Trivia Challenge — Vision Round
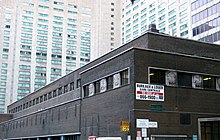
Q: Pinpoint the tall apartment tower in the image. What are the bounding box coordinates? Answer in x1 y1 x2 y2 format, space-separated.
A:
121 0 191 44
191 0 220 44
0 0 121 113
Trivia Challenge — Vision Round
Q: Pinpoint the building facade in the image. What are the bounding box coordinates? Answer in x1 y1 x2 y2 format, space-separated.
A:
121 0 191 44
191 0 220 44
0 0 122 113
0 32 220 140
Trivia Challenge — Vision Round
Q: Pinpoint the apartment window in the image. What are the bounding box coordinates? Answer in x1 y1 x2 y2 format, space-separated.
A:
2 63 8 68
23 10 34 15
68 4 77 9
149 69 166 85
203 76 216 89
0 82 6 86
48 92 52 99
70 82 74 91
0 94 5 99
4 30 10 35
0 88 6 93
40 96 43 103
38 13 48 17
84 85 89 97
121 69 129 86
64 85 68 93
38 19 48 23
53 90 57 97
1 75 7 80
54 16 63 21
39 5 49 9
54 1 64 6
0 101 5 105
58 87 62 95
22 16 34 21
95 81 100 93
178 72 192 87
22 27 33 33
53 8 63 12
107 76 113 90
77 79 81 88
3 42 9 47
2 54 8 59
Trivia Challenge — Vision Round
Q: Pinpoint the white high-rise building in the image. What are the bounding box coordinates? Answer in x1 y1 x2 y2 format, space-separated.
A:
121 0 191 44
0 0 121 113
191 0 220 44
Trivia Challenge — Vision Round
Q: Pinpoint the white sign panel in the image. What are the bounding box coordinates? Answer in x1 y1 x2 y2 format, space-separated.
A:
166 71 177 86
89 83 95 96
113 73 121 88
142 128 147 137
136 83 164 101
148 121 158 128
192 75 202 88
100 78 107 93
136 119 149 128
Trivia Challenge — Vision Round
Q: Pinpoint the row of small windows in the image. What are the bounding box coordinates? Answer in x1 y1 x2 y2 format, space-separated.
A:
192 3 220 24
191 0 213 11
192 17 220 36
3 108 80 132
150 68 220 91
83 69 129 97
9 79 81 114
199 31 220 43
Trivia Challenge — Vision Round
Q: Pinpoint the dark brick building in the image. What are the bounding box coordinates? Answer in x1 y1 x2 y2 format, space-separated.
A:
1 32 220 140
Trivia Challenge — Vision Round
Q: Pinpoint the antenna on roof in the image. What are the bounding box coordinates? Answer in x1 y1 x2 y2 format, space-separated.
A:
130 0 135 4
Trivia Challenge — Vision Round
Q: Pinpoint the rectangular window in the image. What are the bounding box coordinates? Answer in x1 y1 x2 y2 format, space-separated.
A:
64 85 68 93
70 82 74 91
53 90 57 97
149 69 165 85
58 87 62 95
203 76 216 89
95 81 100 93
121 69 129 86
83 85 89 97
177 72 192 87
77 79 81 88
107 76 113 90
39 5 49 9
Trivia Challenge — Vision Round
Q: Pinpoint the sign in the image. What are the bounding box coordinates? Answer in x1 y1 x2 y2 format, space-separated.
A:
88 136 96 140
136 83 164 101
137 131 141 137
192 135 198 140
142 128 147 137
113 73 121 88
100 78 107 92
136 119 149 128
127 135 131 140
148 121 158 128
120 121 130 132
89 83 95 96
